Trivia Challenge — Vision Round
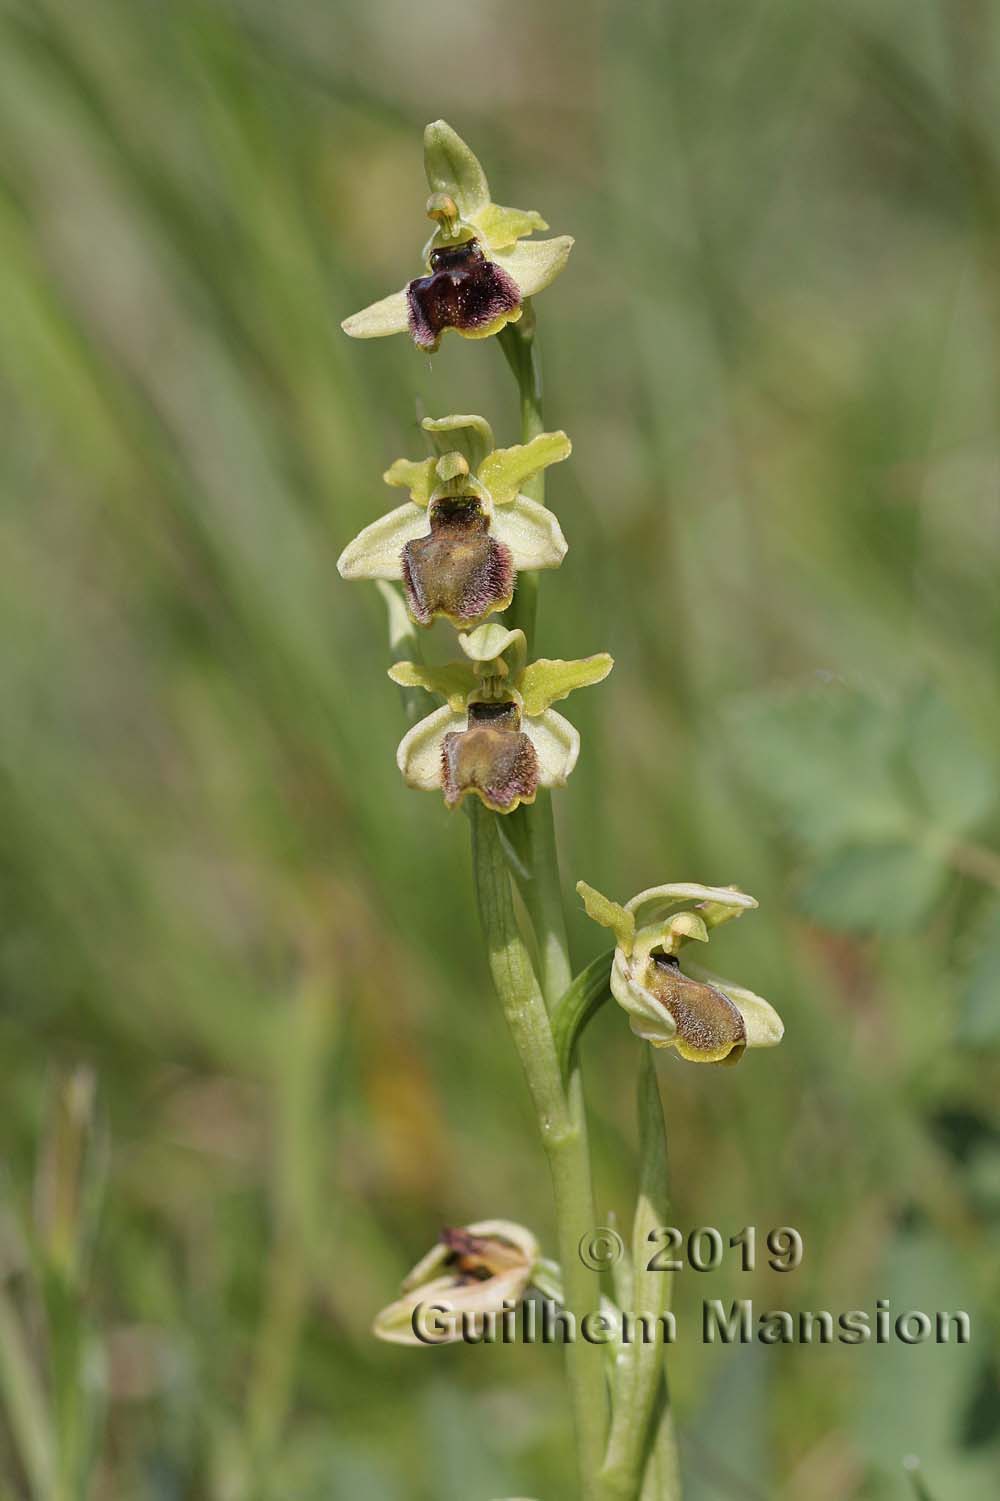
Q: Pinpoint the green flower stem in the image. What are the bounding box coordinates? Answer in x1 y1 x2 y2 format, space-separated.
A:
600 1050 679 1500
470 802 607 1497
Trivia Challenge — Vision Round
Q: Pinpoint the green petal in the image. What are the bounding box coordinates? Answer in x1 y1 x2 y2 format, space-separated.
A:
491 237 574 298
336 503 428 581
341 288 409 340
474 201 548 250
490 496 567 570
459 623 526 670
519 653 613 717
576 881 636 953
396 705 464 791
387 660 477 711
421 413 496 470
383 456 437 505
478 431 572 507
423 120 490 219
524 708 580 787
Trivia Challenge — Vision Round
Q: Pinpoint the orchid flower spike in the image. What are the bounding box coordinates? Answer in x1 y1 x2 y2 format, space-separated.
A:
342 121 573 352
391 624 613 813
373 1220 540 1346
577 881 784 1065
337 414 569 626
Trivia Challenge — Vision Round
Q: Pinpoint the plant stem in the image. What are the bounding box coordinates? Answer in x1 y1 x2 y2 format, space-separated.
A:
498 304 544 646
0 1280 55 1500
470 804 607 1496
600 1050 679 1500
494 303 612 1493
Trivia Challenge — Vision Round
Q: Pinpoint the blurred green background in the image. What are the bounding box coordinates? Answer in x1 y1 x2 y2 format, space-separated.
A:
1 0 999 1496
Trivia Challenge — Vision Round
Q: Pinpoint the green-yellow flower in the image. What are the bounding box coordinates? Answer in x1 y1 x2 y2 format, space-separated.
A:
391 624 612 813
337 414 569 627
578 881 784 1064
342 121 573 353
373 1220 539 1346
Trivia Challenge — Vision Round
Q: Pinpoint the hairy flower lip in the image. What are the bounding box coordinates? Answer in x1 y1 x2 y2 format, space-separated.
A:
406 239 521 353
394 635 612 810
400 495 514 627
578 880 783 1064
441 699 539 813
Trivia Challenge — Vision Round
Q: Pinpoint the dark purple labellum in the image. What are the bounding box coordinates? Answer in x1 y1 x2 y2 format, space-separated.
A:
441 700 539 813
407 240 521 351
401 496 514 625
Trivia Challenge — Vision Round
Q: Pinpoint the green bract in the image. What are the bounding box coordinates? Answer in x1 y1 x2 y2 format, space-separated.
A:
372 1220 540 1347
578 881 783 1064
391 627 613 813
337 415 570 627
341 121 573 352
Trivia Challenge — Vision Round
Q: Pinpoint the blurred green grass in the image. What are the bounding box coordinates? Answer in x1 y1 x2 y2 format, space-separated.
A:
0 0 998 1496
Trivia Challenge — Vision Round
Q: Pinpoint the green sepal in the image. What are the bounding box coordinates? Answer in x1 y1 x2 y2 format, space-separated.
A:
459 623 526 673
387 660 477 711
423 120 490 219
478 431 572 506
383 456 436 505
519 653 614 716
421 413 495 470
576 881 636 953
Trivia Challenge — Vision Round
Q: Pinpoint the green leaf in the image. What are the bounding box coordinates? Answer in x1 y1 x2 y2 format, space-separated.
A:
519 653 613 716
902 690 996 835
551 948 615 1077
957 902 1000 1045
477 431 571 506
423 120 490 219
798 843 947 933
725 683 910 851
